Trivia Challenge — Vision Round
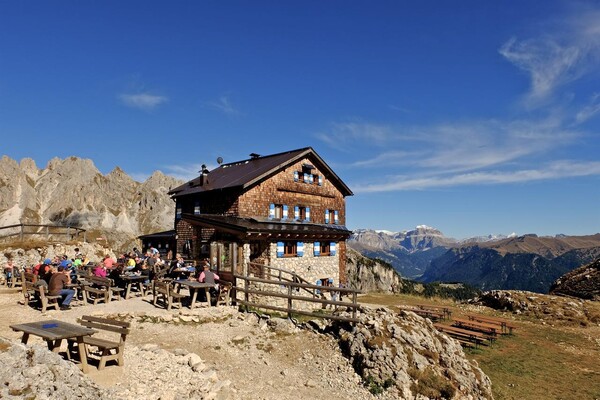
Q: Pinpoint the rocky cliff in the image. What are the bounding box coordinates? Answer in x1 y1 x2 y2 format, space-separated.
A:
346 247 405 293
550 257 600 300
0 156 182 249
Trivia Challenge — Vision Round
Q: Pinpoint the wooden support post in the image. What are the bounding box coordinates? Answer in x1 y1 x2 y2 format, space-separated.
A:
287 283 293 320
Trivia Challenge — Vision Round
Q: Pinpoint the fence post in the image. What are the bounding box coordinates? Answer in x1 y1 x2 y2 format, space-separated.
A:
83 230 87 243
46 226 49 240
20 224 24 241
352 291 357 324
287 283 293 319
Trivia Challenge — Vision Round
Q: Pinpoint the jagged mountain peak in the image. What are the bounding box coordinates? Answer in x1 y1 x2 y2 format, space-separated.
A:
0 155 184 249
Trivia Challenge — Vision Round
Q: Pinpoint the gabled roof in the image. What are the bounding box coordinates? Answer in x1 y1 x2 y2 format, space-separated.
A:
168 147 353 198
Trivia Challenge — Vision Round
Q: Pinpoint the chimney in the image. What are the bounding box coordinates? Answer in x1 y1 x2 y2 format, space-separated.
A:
199 164 209 186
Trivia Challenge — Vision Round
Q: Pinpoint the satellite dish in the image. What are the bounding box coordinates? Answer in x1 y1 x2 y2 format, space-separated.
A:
217 157 223 165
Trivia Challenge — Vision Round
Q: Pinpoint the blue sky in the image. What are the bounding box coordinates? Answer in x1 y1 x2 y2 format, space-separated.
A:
1 1 599 239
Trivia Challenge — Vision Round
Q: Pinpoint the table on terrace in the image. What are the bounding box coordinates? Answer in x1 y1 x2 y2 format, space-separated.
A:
173 279 214 308
10 319 96 373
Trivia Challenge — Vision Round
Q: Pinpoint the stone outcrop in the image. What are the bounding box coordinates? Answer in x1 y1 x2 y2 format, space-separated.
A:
310 306 494 399
471 290 600 326
550 257 600 300
346 247 405 293
0 156 182 249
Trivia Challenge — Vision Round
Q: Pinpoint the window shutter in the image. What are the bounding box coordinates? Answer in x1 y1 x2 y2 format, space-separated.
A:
308 174 314 184
330 242 336 256
297 242 304 257
294 171 298 182
314 242 320 256
318 175 323 186
303 173 309 183
305 207 310 221
194 201 201 215
325 210 330 224
294 206 299 220
277 242 284 258
269 203 275 219
316 279 322 294
176 206 182 219
334 210 339 224
283 205 288 220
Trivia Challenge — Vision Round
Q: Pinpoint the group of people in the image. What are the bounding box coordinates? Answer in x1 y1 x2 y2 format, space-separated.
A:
3 246 223 309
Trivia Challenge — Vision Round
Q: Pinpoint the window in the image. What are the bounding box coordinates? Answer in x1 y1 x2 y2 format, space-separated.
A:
295 170 320 185
277 241 298 257
295 206 311 221
325 209 338 224
176 204 182 219
194 201 201 215
274 204 283 219
321 242 331 255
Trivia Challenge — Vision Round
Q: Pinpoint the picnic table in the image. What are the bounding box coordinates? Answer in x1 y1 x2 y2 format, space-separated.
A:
434 323 492 347
173 279 214 308
453 317 500 336
10 319 96 373
466 314 516 334
120 274 147 299
417 304 453 320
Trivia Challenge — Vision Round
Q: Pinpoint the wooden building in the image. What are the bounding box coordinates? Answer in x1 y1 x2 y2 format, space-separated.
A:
167 147 353 286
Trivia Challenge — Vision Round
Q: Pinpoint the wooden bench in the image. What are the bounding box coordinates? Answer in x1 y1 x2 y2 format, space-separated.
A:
434 323 489 347
22 281 61 312
399 306 445 321
216 281 232 306
83 276 124 304
417 304 453 320
435 323 494 346
466 314 516 335
453 318 500 336
153 280 185 310
76 315 131 370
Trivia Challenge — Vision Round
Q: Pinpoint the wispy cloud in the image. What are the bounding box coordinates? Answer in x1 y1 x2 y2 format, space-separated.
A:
499 9 600 107
326 116 580 174
205 95 240 116
161 163 204 181
575 93 600 123
316 121 407 151
353 160 600 193
119 93 168 110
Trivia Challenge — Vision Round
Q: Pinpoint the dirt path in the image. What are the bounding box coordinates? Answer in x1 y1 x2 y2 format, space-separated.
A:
0 289 375 400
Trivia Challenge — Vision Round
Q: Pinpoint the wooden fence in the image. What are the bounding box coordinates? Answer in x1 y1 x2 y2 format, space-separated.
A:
0 224 86 243
234 262 361 324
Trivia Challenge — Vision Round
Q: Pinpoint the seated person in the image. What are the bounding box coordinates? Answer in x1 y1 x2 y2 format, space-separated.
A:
93 264 108 278
4 259 14 282
198 261 219 303
48 266 75 310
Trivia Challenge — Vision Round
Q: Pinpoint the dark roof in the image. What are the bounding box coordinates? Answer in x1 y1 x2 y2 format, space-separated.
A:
169 147 353 198
138 230 176 240
182 214 351 241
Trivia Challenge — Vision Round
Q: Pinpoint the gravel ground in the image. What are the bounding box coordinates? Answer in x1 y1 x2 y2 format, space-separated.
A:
0 288 376 400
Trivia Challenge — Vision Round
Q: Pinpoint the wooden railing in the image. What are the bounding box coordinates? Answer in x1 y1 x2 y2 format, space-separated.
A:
0 224 86 242
234 262 361 324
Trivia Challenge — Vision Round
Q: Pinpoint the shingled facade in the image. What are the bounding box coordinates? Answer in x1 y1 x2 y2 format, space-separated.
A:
167 147 353 287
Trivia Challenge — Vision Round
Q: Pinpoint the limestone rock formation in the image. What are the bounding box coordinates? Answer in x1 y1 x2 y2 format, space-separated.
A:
0 155 182 249
550 257 600 300
346 247 405 293
314 306 494 399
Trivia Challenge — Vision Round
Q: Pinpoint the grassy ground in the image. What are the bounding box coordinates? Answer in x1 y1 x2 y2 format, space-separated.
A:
358 293 600 400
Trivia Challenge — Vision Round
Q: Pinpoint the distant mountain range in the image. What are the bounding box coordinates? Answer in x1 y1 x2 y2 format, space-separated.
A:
348 227 600 293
